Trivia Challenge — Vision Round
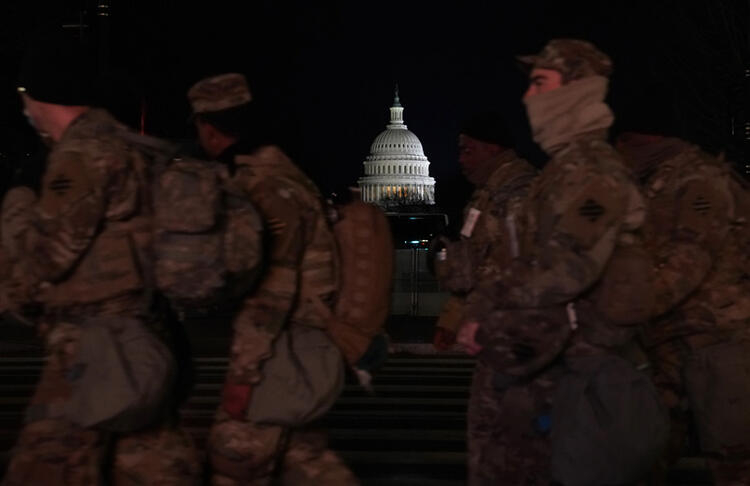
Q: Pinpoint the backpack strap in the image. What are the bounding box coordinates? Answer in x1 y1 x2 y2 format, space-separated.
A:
309 294 334 321
114 129 182 173
110 129 183 309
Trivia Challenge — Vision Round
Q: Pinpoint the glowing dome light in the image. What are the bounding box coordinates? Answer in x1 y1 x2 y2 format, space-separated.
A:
358 87 436 208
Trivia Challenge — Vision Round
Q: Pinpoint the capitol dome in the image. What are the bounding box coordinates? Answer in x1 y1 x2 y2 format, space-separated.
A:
358 89 436 208
369 129 425 156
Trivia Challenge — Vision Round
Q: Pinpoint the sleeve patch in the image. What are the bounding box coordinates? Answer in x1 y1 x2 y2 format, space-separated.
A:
555 181 626 249
691 195 711 214
577 199 605 222
39 152 94 217
676 180 731 243
48 174 74 196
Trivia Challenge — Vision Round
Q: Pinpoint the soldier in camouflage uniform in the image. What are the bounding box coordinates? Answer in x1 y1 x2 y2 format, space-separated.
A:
1 28 200 485
457 39 649 484
187 73 358 485
430 112 537 484
617 122 750 485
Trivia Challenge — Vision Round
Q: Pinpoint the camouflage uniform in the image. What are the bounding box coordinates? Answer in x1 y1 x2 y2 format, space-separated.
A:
2 109 200 485
433 149 537 484
463 40 648 484
188 74 357 485
621 137 750 484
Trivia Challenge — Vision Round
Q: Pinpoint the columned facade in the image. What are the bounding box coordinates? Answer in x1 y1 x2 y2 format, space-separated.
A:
358 89 436 208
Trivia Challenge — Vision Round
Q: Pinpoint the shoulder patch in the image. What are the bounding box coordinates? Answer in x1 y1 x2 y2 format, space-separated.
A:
39 151 94 216
556 181 626 248
690 195 712 214
577 199 605 222
676 179 731 241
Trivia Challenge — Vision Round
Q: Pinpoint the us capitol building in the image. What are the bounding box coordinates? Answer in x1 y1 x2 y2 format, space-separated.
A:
358 90 436 208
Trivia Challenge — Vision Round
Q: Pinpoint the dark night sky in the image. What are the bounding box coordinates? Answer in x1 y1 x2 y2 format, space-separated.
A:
1 1 748 219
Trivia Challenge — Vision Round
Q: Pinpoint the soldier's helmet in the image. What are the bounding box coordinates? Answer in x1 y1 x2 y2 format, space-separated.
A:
517 39 613 83
187 73 252 115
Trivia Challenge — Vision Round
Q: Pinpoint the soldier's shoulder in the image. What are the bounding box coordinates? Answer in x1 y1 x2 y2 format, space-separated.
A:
236 170 315 212
57 110 133 165
667 146 730 186
555 140 631 187
488 173 534 210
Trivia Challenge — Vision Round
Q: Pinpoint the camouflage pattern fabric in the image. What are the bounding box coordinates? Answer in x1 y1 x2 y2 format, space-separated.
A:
1 108 200 485
467 360 496 485
648 336 750 486
473 364 563 486
277 429 360 485
112 425 201 485
435 295 464 335
432 150 538 484
435 150 536 296
637 143 745 343
0 187 36 260
188 73 252 114
1 418 103 486
208 413 358 485
474 306 571 378
8 109 153 317
464 71 646 481
226 145 339 386
517 38 613 83
465 132 645 323
206 145 353 483
4 320 199 486
2 323 103 486
625 140 750 484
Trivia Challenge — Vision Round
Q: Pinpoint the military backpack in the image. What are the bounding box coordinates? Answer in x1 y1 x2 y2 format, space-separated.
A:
238 159 394 370
323 197 394 368
118 131 264 312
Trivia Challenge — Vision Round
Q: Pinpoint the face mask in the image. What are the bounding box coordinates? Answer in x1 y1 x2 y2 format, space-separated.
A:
523 75 613 154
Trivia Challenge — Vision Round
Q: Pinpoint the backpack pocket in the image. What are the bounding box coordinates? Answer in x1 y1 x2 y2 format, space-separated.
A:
155 160 221 233
551 355 669 486
684 340 750 457
247 325 345 426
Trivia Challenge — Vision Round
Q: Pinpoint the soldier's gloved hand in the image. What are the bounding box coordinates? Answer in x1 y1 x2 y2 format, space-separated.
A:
432 327 456 351
457 321 483 355
221 382 252 421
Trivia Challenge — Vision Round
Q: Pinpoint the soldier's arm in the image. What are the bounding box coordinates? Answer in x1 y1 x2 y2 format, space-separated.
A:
648 175 732 316
466 173 632 315
473 307 570 378
226 183 306 385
